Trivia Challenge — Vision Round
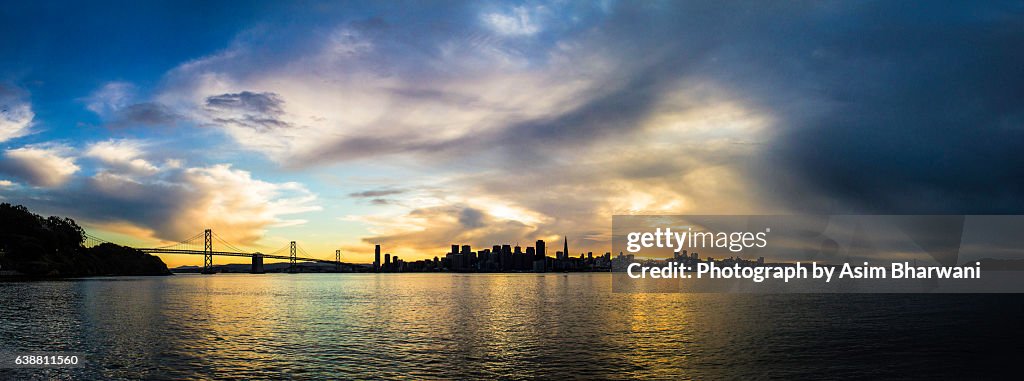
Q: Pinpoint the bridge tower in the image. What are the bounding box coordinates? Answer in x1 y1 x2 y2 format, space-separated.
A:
289 241 297 273
335 250 341 272
202 229 214 274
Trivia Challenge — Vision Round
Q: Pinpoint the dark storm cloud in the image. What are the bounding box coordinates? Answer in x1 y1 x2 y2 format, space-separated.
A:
470 1 1024 214
731 1 1024 214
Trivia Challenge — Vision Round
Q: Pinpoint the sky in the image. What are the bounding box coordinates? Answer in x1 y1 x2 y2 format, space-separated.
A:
1 1 1023 267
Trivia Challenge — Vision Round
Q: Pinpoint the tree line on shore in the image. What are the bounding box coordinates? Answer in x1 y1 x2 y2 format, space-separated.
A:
0 203 170 277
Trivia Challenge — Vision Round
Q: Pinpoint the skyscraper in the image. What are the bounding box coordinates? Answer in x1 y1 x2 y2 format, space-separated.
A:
461 245 471 269
514 245 524 270
374 244 381 272
498 244 510 271
535 239 546 272
563 236 568 260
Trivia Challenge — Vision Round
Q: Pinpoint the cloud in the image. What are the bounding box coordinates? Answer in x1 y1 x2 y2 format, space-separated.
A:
204 91 289 132
354 203 537 254
125 2 1024 256
0 144 79 187
327 28 374 57
0 85 34 142
157 12 616 166
86 81 135 115
84 139 145 162
482 6 542 36
22 160 321 247
348 188 406 198
149 3 784 254
111 102 179 127
458 207 485 228
206 91 285 114
86 82 179 127
84 139 159 175
752 3 1024 214
171 164 321 244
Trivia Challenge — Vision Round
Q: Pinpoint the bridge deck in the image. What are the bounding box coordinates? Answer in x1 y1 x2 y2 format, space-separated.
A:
138 248 352 265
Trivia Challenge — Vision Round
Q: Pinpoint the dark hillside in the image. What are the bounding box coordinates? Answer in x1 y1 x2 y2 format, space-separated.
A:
0 203 170 277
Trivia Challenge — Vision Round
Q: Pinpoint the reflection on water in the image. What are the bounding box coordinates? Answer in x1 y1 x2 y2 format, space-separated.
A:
1 273 1020 379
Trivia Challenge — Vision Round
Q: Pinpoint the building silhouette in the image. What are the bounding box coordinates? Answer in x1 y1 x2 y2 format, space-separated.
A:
365 236 611 274
374 244 381 272
562 236 569 260
535 239 546 272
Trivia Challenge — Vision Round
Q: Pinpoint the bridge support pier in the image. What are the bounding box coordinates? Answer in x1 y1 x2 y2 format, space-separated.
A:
251 253 264 274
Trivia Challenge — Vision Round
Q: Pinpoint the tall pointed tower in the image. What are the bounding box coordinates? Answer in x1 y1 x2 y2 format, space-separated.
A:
563 236 568 260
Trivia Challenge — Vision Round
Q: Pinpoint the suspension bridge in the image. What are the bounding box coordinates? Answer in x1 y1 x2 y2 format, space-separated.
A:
85 229 354 274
